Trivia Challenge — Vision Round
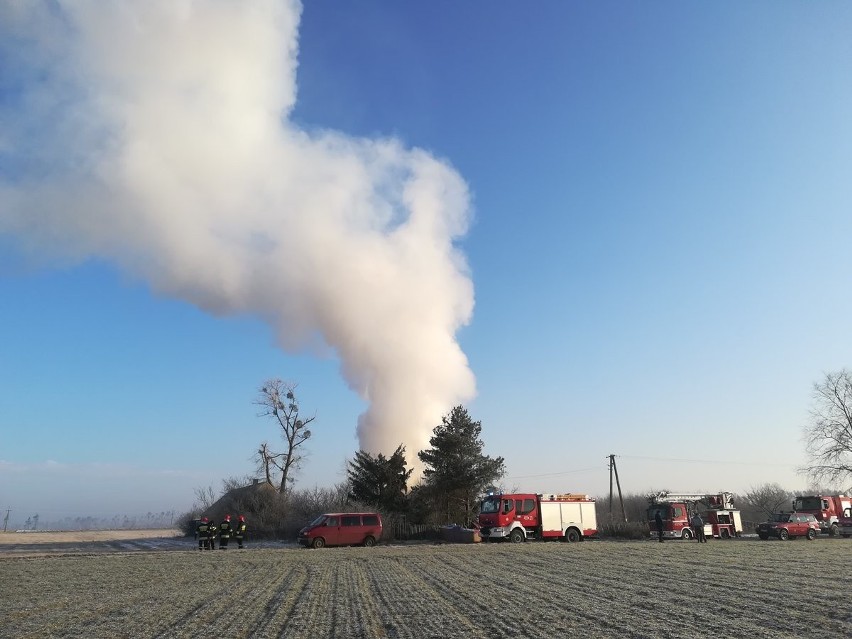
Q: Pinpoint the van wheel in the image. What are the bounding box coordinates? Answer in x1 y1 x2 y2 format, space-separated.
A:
509 528 525 543
311 537 326 549
681 528 693 541
363 536 376 547
565 528 581 543
806 529 816 541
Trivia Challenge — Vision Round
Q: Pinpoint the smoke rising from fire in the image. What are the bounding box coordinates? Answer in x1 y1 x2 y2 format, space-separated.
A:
0 1 476 458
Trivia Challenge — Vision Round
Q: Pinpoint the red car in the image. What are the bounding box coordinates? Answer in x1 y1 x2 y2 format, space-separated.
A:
756 513 820 541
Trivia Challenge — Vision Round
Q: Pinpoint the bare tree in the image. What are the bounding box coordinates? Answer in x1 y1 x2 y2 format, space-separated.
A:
803 369 852 486
739 483 794 519
193 485 217 511
256 379 315 494
221 474 257 493
255 442 280 487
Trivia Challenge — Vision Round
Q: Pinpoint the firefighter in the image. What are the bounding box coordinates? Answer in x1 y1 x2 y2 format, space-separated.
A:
196 517 209 550
219 514 232 549
207 518 217 550
654 509 664 543
234 515 247 549
691 512 706 543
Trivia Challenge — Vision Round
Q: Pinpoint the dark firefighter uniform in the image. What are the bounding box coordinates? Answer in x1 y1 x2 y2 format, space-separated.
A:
234 516 247 549
206 520 217 550
219 516 232 549
196 519 209 550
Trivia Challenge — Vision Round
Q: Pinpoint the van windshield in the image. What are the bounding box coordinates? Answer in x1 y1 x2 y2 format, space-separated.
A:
308 515 327 527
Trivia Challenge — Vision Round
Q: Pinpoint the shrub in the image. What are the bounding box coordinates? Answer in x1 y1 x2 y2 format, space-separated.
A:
597 521 649 540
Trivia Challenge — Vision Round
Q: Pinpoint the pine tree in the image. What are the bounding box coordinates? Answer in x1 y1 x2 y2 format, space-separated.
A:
347 444 412 514
418 405 505 525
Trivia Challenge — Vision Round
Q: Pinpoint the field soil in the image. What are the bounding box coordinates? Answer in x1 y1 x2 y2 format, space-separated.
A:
3 537 851 638
0 529 188 555
0 529 182 544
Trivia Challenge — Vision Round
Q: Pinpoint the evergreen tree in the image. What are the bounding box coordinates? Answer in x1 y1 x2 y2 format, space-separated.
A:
348 444 412 513
418 405 505 525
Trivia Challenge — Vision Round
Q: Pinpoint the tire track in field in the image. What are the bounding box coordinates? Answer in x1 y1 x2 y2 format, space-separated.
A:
402 550 534 636
480 544 709 638
475 544 643 637
511 543 847 637
344 557 389 638
266 559 336 639
368 555 489 639
242 562 310 639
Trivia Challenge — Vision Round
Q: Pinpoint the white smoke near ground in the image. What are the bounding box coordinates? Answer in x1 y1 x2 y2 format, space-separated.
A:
0 0 476 461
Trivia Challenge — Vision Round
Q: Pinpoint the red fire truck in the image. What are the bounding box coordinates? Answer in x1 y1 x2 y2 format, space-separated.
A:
838 507 852 538
478 493 598 542
792 494 852 536
647 492 742 540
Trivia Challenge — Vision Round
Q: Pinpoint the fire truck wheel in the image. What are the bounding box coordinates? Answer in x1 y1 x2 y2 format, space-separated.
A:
680 528 693 541
509 528 525 543
778 529 789 541
720 529 731 539
829 524 839 537
564 528 581 543
806 529 816 541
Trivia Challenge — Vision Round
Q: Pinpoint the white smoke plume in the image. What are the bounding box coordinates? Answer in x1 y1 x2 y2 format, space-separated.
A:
0 0 476 460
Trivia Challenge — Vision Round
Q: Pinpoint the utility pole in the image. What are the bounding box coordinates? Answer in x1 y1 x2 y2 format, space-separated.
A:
607 454 627 523
3 509 9 532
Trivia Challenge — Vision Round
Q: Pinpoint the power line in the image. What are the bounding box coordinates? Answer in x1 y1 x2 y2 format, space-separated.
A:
619 455 798 468
506 466 601 480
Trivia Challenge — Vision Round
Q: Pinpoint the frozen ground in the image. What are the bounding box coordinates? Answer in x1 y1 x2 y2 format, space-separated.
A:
0 529 297 556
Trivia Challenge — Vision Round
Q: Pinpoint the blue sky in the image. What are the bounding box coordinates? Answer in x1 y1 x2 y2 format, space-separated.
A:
2 1 851 527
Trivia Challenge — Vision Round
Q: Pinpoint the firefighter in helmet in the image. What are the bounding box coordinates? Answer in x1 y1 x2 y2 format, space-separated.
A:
218 514 232 549
196 517 209 551
234 515 247 549
206 518 217 550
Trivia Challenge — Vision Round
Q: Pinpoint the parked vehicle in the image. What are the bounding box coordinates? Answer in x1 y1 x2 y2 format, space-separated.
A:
838 507 852 538
792 494 852 536
477 492 597 542
756 513 820 540
647 492 742 540
297 512 382 549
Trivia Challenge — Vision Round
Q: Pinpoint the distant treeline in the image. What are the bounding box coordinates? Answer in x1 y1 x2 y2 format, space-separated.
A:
17 510 178 531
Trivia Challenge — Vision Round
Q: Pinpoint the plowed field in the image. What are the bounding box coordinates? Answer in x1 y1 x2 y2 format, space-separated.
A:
3 538 851 638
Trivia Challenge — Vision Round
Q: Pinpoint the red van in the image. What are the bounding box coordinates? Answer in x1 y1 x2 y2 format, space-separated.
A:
297 512 383 548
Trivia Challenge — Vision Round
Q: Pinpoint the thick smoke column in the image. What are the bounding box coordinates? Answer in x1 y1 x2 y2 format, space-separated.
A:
0 1 476 458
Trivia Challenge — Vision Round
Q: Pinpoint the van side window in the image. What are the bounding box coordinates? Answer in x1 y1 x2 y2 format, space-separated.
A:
325 516 338 527
362 515 379 526
342 515 361 527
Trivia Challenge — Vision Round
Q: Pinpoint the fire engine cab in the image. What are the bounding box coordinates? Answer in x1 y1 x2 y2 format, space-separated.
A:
647 491 743 540
792 495 852 536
